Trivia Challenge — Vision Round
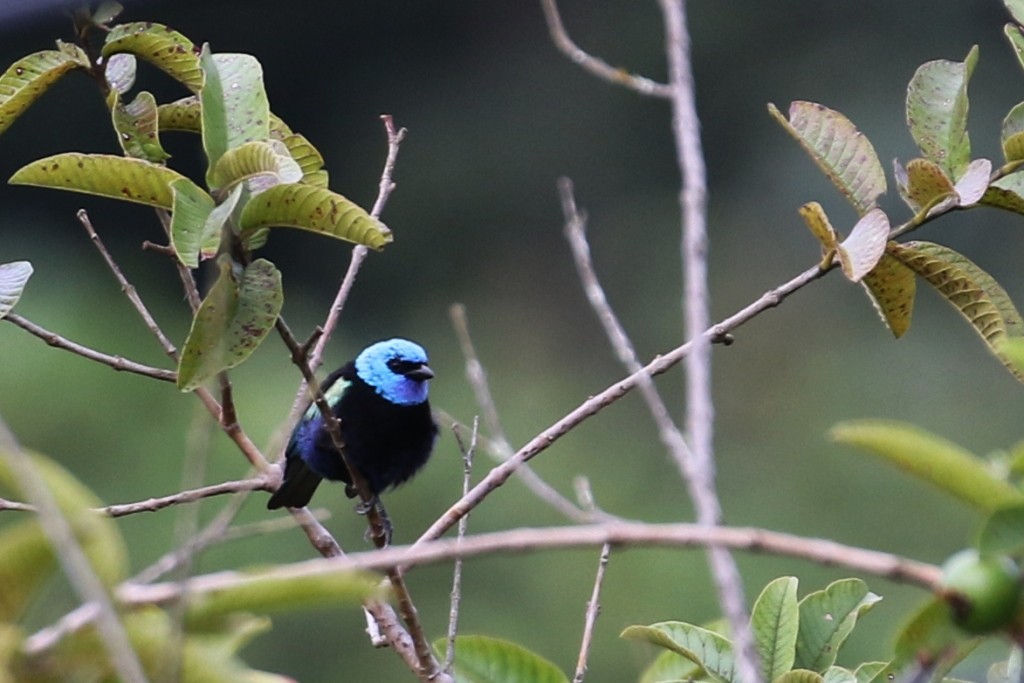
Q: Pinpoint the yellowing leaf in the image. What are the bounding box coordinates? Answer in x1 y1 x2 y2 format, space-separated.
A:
9 153 188 208
210 140 302 191
798 201 839 251
1002 102 1024 162
0 44 88 136
836 208 888 282
889 241 1024 380
859 251 916 338
768 101 886 215
239 184 392 250
896 158 956 213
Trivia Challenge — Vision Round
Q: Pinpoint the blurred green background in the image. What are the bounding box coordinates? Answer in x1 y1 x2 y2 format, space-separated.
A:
2 1 1024 680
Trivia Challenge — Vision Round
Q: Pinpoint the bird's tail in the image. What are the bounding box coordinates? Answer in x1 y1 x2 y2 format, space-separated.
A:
267 459 323 509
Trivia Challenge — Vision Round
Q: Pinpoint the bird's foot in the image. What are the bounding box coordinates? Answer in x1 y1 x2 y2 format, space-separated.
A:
356 496 393 546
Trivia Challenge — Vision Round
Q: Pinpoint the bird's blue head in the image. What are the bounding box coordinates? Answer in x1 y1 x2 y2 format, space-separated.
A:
355 338 433 406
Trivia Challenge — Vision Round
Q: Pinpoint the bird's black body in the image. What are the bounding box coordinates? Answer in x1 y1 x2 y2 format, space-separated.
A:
267 339 438 510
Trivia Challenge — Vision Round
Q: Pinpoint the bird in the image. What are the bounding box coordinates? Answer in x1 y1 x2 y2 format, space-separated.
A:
267 338 438 512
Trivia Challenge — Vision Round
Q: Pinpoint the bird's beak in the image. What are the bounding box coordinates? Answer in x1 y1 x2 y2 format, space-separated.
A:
406 364 434 381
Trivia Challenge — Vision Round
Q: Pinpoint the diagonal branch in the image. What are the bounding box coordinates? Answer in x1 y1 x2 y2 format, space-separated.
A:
539 0 672 98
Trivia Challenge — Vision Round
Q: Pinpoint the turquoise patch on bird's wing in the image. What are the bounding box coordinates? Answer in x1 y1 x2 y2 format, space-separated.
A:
304 377 350 420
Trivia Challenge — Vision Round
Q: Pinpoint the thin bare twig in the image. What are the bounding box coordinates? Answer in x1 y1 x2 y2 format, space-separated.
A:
305 116 407 374
113 522 944 610
4 313 176 382
449 304 612 524
574 543 611 683
445 418 478 674
77 209 178 359
659 2 759 681
101 477 269 517
539 0 672 98
417 261 826 546
0 417 149 683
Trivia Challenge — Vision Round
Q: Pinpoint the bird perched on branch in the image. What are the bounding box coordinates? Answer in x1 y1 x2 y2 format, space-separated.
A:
267 338 438 511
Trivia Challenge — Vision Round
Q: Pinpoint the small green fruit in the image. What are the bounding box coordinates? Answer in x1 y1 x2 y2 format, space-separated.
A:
940 549 1022 634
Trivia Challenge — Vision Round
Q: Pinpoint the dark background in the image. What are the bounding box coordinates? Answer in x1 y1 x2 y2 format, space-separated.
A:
2 2 1023 681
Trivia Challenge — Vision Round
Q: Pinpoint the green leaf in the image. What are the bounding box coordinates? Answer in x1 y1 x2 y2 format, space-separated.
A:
102 22 203 92
639 649 701 683
977 504 1024 557
9 152 189 209
776 671 825 683
751 576 799 681
768 101 886 215
434 635 569 683
823 666 858 683
177 258 283 391
853 662 887 683
186 568 384 625
889 599 977 674
111 90 170 162
889 241 1024 381
1008 0 1024 25
905 46 978 180
0 44 88 136
169 178 238 268
0 520 57 621
200 48 270 187
622 623 736 683
239 184 393 249
210 140 303 191
1005 23 1024 74
1002 102 1024 162
0 449 129 617
281 133 328 186
794 579 880 673
58 608 291 682
836 208 888 283
157 95 202 132
831 420 1023 511
859 251 916 338
0 261 32 319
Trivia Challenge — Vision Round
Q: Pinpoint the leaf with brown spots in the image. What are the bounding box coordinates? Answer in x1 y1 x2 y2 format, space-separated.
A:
859 250 916 338
0 43 88 136
9 152 189 209
102 22 203 92
768 101 886 215
889 240 1024 381
905 46 977 180
239 184 392 250
177 258 283 391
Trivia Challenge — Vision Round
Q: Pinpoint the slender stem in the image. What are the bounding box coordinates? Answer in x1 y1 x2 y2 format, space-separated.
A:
445 418 478 674
449 304 606 523
660 3 759 681
416 263 826 546
101 477 269 517
573 544 611 683
113 522 943 610
77 209 178 359
539 0 672 98
4 314 176 382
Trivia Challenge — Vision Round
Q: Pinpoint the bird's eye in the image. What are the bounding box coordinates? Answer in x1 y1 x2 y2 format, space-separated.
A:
387 358 421 375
